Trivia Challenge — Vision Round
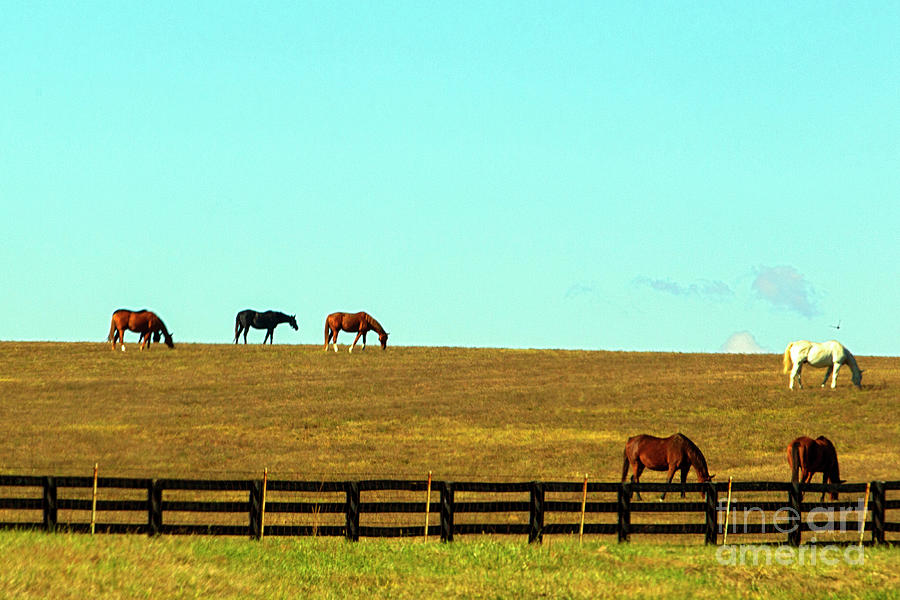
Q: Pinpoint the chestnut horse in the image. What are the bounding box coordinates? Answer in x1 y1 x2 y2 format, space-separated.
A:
621 433 714 500
234 310 298 344
787 436 844 501
107 309 174 351
324 311 389 352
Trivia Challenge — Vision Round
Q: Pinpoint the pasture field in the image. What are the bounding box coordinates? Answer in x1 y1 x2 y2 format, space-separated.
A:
0 342 897 480
0 342 898 598
0 532 898 599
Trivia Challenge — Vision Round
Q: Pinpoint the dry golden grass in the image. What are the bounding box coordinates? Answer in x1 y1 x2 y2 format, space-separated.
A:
1 343 899 598
0 342 897 485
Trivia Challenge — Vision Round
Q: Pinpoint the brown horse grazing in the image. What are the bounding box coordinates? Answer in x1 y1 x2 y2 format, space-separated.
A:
787 436 844 501
324 311 389 352
621 433 714 500
107 309 174 351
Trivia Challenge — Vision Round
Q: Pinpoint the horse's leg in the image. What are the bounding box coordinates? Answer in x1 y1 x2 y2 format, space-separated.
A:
631 462 644 500
661 467 678 501
820 472 828 502
361 331 367 350
790 362 803 390
821 364 834 388
349 331 363 353
264 328 272 344
830 363 842 389
679 465 690 499
118 328 126 352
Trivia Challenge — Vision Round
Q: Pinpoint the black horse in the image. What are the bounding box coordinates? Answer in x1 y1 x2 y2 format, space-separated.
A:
234 310 298 344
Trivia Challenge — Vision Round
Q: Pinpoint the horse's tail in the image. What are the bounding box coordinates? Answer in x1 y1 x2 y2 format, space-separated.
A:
107 316 117 342
324 318 331 346
782 343 794 374
789 442 801 484
234 313 241 343
621 449 631 483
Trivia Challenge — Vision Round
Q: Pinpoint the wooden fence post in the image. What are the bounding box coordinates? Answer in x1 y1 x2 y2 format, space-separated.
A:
528 481 545 544
148 479 162 537
722 477 734 545
42 476 57 533
249 479 262 540
859 482 871 546
90 464 98 535
440 481 454 543
579 474 588 543
788 482 802 547
871 481 886 545
345 481 360 542
617 483 631 543
704 481 718 545
261 468 268 540
424 471 432 542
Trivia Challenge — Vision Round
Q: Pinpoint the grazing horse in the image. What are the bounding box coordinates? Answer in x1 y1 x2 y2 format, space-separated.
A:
783 340 863 390
621 433 714 500
107 309 174 351
234 310 298 344
324 311 389 352
786 436 844 501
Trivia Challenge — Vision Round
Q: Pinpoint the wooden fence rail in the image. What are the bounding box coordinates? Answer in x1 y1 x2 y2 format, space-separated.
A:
1 476 898 546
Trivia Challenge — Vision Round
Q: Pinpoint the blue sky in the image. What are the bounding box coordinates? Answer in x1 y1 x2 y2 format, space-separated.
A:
2 3 898 354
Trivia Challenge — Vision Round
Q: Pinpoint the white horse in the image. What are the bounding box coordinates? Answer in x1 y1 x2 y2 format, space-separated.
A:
782 340 863 390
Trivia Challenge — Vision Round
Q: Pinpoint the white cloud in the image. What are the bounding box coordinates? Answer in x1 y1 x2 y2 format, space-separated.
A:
719 331 767 353
564 283 596 299
752 265 820 317
634 277 734 300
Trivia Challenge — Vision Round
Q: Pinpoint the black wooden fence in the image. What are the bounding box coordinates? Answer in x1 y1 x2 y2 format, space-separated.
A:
1 475 898 546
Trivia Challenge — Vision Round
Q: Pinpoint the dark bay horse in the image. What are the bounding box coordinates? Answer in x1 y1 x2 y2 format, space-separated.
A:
621 433 714 500
787 436 844 500
107 309 174 351
324 311 389 352
234 310 298 344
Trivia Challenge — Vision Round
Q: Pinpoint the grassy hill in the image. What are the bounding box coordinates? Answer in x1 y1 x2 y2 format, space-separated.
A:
1 342 896 481
1 342 898 599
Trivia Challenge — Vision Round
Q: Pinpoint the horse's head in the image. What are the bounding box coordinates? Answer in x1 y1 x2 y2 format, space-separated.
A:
852 369 864 388
379 331 389 350
696 474 715 500
289 315 299 331
164 332 175 348
828 480 847 501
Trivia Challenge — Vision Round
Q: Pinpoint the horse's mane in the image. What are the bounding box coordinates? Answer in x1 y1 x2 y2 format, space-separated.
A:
154 314 170 336
676 433 710 476
842 347 859 369
364 313 386 334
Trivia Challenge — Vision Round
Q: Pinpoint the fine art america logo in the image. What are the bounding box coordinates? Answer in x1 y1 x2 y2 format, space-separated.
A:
715 497 868 566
